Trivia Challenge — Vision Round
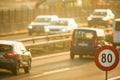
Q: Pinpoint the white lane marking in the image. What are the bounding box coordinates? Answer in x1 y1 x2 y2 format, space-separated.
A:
32 51 69 60
23 68 70 80
108 76 120 80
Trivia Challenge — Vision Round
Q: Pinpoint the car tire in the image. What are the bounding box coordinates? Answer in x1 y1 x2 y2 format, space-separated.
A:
12 62 20 75
24 60 31 73
70 52 75 59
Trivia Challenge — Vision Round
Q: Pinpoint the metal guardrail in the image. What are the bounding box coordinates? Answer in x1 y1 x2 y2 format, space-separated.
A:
18 33 71 44
17 28 112 47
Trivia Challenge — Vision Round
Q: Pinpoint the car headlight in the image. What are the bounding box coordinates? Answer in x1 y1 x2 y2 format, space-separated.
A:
87 17 92 21
45 27 49 32
102 17 108 21
61 29 66 32
28 26 32 29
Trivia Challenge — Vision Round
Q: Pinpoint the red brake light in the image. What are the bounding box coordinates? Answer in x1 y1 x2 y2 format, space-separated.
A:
112 32 114 37
93 37 98 47
6 52 15 57
70 40 74 45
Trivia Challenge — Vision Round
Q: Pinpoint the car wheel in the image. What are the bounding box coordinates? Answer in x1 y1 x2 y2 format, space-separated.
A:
70 52 75 59
12 62 20 75
24 60 31 73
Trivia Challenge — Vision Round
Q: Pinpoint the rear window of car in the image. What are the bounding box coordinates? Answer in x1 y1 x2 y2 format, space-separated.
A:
115 21 120 31
0 44 12 52
73 30 96 40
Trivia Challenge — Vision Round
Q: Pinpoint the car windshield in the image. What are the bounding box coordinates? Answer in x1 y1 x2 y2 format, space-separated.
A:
92 11 107 16
115 21 120 31
0 44 12 52
73 30 95 40
50 20 68 26
34 18 51 22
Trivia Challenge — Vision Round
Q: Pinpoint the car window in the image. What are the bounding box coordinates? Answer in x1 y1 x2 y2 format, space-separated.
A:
34 18 51 22
115 21 120 31
73 30 95 40
0 44 12 52
93 11 107 16
50 20 68 26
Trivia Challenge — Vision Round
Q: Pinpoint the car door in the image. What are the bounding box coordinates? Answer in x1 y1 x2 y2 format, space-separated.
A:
18 43 30 63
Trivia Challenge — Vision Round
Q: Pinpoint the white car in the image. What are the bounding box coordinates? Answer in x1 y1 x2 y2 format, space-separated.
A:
87 9 115 28
28 15 58 35
112 18 120 48
44 18 78 34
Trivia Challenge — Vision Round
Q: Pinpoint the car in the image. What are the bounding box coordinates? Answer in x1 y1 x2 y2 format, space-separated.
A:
0 40 32 75
112 18 120 48
28 15 58 35
70 28 109 59
87 9 115 28
44 18 78 34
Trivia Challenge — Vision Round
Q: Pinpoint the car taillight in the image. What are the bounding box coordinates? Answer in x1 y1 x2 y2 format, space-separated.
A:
112 32 114 37
93 37 98 47
70 40 74 45
6 52 15 57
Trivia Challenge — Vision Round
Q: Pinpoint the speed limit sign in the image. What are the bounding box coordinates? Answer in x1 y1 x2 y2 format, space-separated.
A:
94 46 119 71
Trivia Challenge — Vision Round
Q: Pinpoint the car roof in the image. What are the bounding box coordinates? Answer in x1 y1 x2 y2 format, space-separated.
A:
0 40 21 46
74 27 103 31
36 15 58 18
94 9 111 12
51 18 75 22
55 18 74 20
115 18 120 21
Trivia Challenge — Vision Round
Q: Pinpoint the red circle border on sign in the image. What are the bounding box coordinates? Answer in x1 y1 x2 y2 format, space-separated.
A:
94 46 119 71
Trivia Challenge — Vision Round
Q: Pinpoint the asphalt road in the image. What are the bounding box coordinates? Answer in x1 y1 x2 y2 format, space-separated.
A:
0 51 120 80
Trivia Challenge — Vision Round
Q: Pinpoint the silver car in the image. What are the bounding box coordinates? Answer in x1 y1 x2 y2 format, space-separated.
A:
44 18 78 34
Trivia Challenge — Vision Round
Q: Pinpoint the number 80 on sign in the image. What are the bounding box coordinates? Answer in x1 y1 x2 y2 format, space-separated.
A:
95 46 119 71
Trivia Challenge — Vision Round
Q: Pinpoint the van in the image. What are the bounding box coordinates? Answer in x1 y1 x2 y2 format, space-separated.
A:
112 19 120 48
70 28 109 59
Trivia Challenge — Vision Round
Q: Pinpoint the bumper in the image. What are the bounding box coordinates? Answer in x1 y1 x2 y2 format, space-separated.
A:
28 28 44 33
88 20 108 26
0 61 16 70
70 46 97 55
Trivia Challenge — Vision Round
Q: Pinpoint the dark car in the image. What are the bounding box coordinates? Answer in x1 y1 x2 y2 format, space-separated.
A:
70 28 109 59
0 40 32 75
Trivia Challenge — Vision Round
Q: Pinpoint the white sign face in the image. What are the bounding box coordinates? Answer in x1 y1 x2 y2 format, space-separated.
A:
94 46 119 71
98 49 115 67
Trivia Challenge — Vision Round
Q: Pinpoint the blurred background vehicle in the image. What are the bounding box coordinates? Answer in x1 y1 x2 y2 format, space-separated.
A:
44 18 78 35
0 40 32 75
112 18 120 48
87 9 115 28
70 28 109 59
28 15 58 35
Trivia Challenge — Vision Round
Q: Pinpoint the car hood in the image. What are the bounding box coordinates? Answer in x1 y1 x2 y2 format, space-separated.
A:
30 22 50 26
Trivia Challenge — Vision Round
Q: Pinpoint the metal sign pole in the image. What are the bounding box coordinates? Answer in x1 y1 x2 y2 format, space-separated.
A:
106 71 108 80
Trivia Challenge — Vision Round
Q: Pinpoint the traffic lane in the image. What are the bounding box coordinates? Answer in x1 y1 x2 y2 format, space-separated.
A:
1 50 120 80
0 52 93 80
19 61 120 80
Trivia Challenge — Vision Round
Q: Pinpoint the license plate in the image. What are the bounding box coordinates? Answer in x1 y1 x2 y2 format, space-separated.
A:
78 43 88 46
